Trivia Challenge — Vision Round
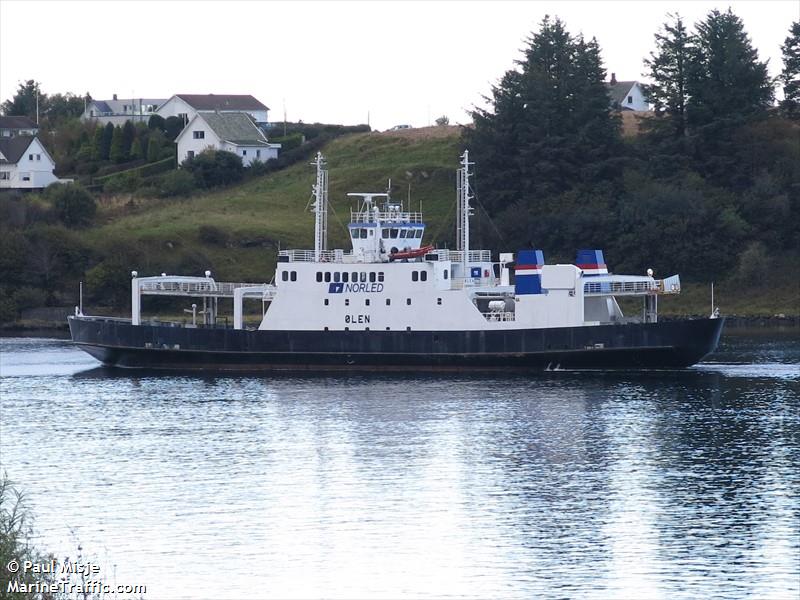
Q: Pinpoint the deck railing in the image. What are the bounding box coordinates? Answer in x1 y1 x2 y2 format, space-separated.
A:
139 280 271 298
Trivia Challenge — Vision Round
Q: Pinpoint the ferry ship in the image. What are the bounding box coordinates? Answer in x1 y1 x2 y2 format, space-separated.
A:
68 151 724 371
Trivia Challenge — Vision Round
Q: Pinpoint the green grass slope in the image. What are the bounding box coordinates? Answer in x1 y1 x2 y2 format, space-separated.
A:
88 129 463 283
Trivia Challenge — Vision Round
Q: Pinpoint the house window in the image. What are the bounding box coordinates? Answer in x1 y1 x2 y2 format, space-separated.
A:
36 154 41 161
90 110 94 117
21 173 30 181
123 105 128 112
242 150 247 156
256 149 261 158
0 172 9 180
627 95 633 104
187 151 195 159
178 113 188 123
193 131 205 139
28 154 33 160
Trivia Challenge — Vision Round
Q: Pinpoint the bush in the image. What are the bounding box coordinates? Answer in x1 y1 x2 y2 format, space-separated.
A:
148 114 166 131
154 169 196 197
103 171 141 194
45 183 97 227
735 241 771 285
183 149 244 188
164 116 184 141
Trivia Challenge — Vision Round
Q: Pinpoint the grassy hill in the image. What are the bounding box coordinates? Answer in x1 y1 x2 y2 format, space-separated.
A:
87 127 464 284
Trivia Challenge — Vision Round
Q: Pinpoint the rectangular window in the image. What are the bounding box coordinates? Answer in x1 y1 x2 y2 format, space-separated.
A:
324 299 329 306
378 272 384 282
0 172 9 180
342 272 349 283
390 228 399 237
406 298 411 305
193 131 205 139
316 272 322 282
281 271 288 281
386 299 391 306
352 271 358 281
412 271 418 282
437 298 442 305
360 272 367 283
256 150 261 158
36 154 41 161
365 299 370 306
369 272 376 283
382 228 390 238
123 105 128 112
443 269 448 280
416 230 423 238
420 271 427 282
324 272 331 282
187 150 195 159
21 174 30 181
334 272 340 283
345 299 350 306
290 271 297 282
28 154 33 160
399 229 407 238
242 150 247 156
627 95 633 104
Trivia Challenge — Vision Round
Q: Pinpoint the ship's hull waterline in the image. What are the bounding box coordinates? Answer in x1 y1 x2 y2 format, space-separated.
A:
69 316 724 372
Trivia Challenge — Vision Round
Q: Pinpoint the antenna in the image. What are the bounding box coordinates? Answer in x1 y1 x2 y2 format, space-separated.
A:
456 150 474 275
311 152 328 261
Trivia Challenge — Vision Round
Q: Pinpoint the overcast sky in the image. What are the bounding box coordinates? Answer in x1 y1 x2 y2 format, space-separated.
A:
1 1 796 130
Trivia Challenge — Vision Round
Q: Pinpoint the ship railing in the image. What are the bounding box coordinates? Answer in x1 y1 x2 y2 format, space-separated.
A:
350 211 424 224
482 311 516 322
583 276 680 297
139 280 271 298
426 249 492 263
278 249 348 262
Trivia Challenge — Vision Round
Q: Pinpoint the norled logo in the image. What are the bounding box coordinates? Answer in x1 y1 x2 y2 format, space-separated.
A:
329 283 384 294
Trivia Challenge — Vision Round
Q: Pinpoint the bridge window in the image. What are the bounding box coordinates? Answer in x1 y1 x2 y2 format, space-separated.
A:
334 272 340 283
420 271 427 282
390 228 399 237
281 271 288 281
382 228 390 238
415 230 424 238
351 229 360 239
412 271 418 282
399 229 407 238
316 272 322 282
368 229 374 237
369 272 376 283
324 272 331 282
290 271 297 282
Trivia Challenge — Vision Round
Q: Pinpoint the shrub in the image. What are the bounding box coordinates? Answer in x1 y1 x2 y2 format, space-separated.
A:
735 241 771 285
183 149 244 188
103 171 141 194
154 169 196 197
164 116 184 140
45 183 97 227
148 114 166 131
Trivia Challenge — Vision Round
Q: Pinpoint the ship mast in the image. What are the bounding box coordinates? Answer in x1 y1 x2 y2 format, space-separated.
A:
456 150 474 275
312 152 329 261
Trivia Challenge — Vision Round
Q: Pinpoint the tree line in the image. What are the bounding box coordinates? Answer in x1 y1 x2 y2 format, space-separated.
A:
466 10 799 284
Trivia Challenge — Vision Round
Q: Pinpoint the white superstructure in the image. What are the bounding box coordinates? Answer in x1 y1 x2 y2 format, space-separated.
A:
124 151 682 334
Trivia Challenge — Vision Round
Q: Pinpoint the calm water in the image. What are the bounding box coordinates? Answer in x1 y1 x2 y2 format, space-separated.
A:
0 331 798 599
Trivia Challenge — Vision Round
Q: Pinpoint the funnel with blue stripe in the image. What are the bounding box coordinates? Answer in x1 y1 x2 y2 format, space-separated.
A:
515 250 545 295
576 249 608 276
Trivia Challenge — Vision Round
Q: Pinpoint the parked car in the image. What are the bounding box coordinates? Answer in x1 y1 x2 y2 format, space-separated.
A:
389 124 411 131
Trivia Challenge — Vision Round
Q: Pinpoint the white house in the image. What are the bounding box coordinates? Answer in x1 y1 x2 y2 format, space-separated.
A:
81 94 166 126
606 74 650 111
0 136 59 189
157 94 269 127
175 112 280 167
0 116 38 138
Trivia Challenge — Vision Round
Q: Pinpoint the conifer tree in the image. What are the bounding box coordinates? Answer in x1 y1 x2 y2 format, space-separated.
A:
91 125 104 161
109 126 126 163
129 137 143 160
121 121 136 157
687 9 773 130
467 16 621 212
100 122 114 160
643 14 692 138
780 21 800 119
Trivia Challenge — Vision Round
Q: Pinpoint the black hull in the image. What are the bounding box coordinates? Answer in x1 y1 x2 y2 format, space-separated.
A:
68 317 724 372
